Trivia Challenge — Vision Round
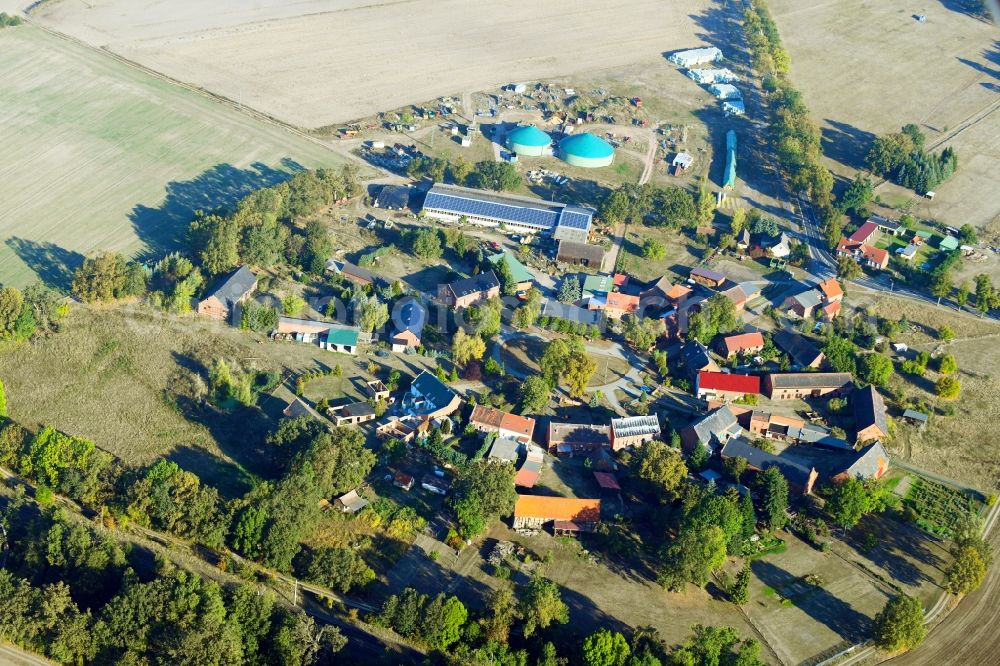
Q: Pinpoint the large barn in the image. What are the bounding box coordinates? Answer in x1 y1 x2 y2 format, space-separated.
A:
421 183 593 242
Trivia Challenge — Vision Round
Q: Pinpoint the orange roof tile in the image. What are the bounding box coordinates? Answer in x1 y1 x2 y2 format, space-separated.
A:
666 284 692 300
513 495 601 521
722 331 765 356
818 279 843 300
470 405 535 439
606 292 639 313
860 244 889 266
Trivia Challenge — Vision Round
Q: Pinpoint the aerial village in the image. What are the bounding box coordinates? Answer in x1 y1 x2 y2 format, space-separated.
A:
4 17 995 661
179 47 942 556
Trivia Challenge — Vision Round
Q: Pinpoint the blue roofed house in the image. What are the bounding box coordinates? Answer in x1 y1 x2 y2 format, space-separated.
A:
391 297 427 352
404 371 462 420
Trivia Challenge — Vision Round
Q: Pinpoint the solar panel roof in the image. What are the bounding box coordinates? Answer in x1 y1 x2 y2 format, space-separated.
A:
423 187 560 229
557 207 594 231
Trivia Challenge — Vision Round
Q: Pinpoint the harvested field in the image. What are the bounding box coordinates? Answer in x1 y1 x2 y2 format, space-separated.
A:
770 0 1000 230
0 25 351 288
32 0 716 129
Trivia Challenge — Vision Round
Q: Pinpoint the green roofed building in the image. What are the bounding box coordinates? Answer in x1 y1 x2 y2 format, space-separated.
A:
559 133 614 168
938 235 959 252
582 274 612 298
506 124 552 156
322 326 361 355
723 130 737 189
488 251 535 289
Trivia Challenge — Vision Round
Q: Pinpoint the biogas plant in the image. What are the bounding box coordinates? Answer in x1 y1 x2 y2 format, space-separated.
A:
505 124 614 168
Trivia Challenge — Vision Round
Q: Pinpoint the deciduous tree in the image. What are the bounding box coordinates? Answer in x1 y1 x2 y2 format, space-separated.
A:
873 594 925 652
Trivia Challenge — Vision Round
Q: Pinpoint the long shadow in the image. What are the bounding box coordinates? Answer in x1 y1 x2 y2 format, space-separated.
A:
821 119 876 171
168 351 277 490
685 2 748 64
937 0 996 21
843 514 945 587
752 559 879 643
957 56 1000 80
5 237 84 291
129 161 295 259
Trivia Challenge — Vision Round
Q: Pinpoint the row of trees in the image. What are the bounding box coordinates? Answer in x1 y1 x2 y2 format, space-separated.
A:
408 156 522 192
73 167 359 305
744 0 834 211
0 501 343 665
2 380 378 584
188 166 359 276
375 580 765 666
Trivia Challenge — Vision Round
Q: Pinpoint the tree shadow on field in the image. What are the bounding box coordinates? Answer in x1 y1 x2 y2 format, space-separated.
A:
821 120 876 171
166 350 277 493
5 237 84 291
751 559 880 643
958 53 1000 83
685 3 747 65
129 161 299 259
165 443 254 499
936 0 997 21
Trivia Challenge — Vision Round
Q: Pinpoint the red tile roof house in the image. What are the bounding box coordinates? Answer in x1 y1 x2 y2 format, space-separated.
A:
695 371 761 402
602 292 640 320
820 301 842 321
836 239 889 271
817 278 844 303
848 221 880 245
469 405 536 443
512 496 601 533
719 332 765 358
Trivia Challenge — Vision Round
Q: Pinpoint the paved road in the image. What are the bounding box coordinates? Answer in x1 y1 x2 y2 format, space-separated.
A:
0 645 52 666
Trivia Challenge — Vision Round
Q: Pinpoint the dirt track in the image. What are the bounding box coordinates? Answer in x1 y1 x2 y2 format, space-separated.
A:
31 0 714 128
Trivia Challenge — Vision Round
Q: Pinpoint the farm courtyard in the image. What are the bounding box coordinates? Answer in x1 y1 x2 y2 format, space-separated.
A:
0 25 352 288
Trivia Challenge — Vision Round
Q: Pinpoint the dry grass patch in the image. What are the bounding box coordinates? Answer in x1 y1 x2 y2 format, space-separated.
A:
35 0 717 128
771 0 1000 229
855 294 1000 492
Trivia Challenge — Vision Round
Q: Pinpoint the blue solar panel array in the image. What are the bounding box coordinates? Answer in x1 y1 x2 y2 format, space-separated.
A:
557 207 594 231
423 187 560 229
